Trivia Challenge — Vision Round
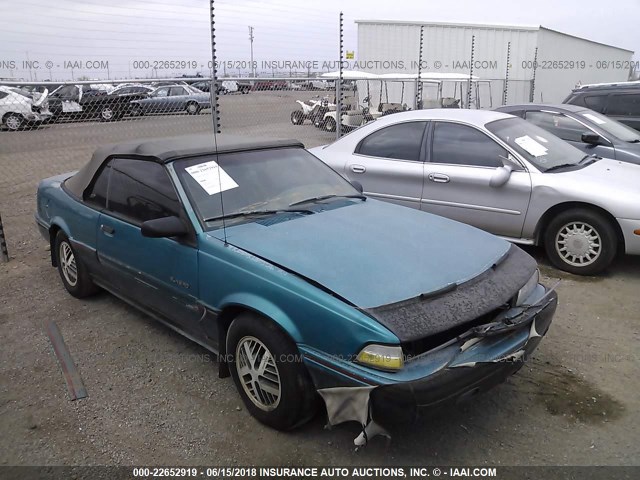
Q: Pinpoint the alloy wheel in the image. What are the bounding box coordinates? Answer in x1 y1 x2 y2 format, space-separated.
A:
235 336 281 411
59 241 78 286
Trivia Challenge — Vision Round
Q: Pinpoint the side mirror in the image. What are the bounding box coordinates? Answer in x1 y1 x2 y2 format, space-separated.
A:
581 132 601 145
490 164 513 188
141 216 188 238
351 180 364 193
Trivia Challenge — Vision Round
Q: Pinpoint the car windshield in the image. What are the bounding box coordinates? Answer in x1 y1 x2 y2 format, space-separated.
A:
486 117 585 172
9 88 31 98
174 147 361 228
578 110 640 143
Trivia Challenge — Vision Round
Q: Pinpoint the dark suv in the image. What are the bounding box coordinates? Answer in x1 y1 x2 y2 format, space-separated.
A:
564 81 640 132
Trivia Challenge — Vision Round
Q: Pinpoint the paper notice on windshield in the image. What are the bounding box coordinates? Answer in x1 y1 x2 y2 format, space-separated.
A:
582 113 606 125
185 161 238 195
515 135 548 157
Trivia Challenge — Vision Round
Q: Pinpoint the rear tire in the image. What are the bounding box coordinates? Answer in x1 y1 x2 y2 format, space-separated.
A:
543 208 618 275
186 102 200 115
54 231 99 298
290 110 304 125
226 313 317 430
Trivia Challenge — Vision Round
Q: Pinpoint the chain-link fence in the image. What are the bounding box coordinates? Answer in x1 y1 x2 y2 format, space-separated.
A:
1 0 550 260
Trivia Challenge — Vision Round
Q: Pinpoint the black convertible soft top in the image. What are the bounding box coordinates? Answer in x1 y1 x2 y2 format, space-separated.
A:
65 133 304 198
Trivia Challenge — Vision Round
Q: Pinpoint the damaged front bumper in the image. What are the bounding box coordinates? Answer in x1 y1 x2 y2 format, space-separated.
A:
304 285 557 425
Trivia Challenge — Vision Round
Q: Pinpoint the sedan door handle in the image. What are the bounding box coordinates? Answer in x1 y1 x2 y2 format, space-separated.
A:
428 173 450 183
100 224 115 235
350 164 366 174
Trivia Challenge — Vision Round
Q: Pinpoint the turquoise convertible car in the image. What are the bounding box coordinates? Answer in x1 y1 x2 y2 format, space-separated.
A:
36 134 557 432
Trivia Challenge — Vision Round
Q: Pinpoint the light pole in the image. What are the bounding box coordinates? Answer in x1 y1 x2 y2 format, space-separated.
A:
248 26 255 77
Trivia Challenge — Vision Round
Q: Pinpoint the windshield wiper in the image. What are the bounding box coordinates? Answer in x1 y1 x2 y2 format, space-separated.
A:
628 139 640 143
289 194 366 207
544 163 580 172
203 208 313 223
579 154 600 165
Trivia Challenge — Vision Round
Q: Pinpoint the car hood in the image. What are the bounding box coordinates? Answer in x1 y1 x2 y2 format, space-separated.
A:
207 199 511 309
558 158 640 192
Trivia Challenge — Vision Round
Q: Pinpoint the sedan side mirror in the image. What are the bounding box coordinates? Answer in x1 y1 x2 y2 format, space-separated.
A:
581 132 601 145
490 164 513 188
351 180 364 193
141 216 188 238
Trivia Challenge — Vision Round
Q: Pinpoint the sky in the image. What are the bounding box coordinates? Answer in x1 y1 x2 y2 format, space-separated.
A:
0 0 638 81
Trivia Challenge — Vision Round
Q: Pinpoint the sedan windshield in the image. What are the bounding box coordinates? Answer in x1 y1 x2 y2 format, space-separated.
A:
577 110 640 143
486 117 585 172
174 147 361 228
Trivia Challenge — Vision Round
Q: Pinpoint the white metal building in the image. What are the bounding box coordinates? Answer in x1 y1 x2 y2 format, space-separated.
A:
356 20 634 106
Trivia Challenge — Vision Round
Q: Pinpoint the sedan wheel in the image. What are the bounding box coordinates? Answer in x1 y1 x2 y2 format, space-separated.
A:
554 221 601 267
5 113 23 131
100 106 114 121
227 312 317 430
186 103 199 115
544 208 617 275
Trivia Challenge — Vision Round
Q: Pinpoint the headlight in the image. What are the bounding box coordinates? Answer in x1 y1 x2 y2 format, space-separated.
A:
515 269 539 306
355 344 404 371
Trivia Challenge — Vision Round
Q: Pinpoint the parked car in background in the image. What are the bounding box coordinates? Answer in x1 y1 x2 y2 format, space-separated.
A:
191 80 228 95
35 134 556 431
253 80 287 91
0 85 51 130
48 84 135 122
564 81 640 131
496 104 640 165
108 84 154 98
310 109 640 275
129 85 211 116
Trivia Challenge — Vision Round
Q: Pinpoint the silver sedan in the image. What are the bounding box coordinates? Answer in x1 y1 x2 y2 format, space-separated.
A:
310 109 640 275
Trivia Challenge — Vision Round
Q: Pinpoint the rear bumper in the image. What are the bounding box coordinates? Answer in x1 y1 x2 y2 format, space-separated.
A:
617 218 640 255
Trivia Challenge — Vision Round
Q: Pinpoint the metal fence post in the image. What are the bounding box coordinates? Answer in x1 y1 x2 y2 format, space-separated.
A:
530 46 538 102
209 0 221 135
415 25 424 110
502 42 511 106
336 12 344 141
467 35 475 109
0 213 9 263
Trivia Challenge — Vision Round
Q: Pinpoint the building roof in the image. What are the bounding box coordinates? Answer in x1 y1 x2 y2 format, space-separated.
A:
64 134 304 198
355 21 634 53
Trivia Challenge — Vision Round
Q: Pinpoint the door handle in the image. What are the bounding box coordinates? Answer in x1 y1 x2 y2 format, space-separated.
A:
428 173 450 183
100 224 115 235
350 164 366 174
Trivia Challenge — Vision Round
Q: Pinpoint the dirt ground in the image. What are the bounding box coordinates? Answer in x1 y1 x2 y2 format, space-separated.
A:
1 92 639 467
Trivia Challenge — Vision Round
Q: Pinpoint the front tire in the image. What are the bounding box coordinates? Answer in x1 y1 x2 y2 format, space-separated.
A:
100 105 115 122
55 231 99 298
543 208 618 275
227 313 317 430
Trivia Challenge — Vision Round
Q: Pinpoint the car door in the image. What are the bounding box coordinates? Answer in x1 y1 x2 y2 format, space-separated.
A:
605 93 640 132
422 121 532 239
145 87 170 113
523 110 616 159
95 157 203 336
168 86 188 111
345 121 428 209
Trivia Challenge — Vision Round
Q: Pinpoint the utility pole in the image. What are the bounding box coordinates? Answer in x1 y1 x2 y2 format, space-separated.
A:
248 26 255 77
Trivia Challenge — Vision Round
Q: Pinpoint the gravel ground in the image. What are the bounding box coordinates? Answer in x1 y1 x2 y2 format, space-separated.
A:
0 92 639 467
